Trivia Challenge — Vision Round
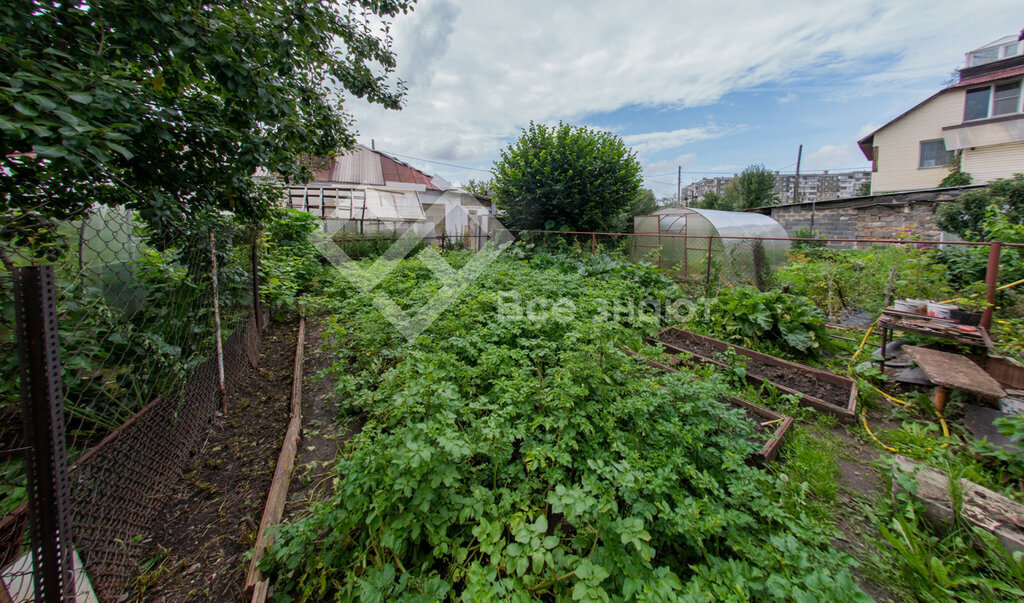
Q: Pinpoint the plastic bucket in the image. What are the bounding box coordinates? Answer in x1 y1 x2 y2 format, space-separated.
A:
927 303 956 319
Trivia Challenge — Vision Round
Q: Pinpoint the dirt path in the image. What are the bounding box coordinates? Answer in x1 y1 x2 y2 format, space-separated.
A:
285 317 363 522
134 317 299 602
827 416 905 602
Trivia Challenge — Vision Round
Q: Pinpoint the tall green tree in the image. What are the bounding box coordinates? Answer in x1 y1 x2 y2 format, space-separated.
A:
491 122 643 232
724 164 777 210
1 0 414 252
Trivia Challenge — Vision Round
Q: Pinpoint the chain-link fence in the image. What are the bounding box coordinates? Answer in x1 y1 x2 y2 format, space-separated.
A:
1 204 265 600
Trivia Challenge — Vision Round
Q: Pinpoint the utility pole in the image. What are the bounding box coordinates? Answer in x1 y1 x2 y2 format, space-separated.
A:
677 166 681 206
792 144 802 205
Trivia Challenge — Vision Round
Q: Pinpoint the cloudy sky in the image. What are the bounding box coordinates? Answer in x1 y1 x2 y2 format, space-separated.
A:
346 0 1023 197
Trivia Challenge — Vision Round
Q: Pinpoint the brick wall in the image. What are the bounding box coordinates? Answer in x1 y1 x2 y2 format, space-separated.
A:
755 186 980 248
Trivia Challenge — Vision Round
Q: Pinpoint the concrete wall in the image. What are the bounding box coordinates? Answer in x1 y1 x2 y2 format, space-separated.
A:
756 186 979 249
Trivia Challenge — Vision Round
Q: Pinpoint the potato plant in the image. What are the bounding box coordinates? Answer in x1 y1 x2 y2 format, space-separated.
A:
262 252 867 601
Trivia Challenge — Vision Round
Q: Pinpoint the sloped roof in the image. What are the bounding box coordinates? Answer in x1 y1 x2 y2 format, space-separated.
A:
308 144 440 190
952 63 1024 88
858 56 1024 160
378 152 438 189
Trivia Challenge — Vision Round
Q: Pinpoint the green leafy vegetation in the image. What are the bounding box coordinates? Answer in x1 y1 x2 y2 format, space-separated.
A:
262 251 865 600
775 245 953 317
687 285 829 357
693 165 777 211
871 464 1024 602
937 174 1024 241
1 0 414 244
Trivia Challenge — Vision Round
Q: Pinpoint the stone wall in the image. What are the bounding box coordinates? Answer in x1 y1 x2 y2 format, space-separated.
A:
754 186 981 248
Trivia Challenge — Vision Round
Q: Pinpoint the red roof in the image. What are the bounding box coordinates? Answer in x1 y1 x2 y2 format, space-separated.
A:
952 63 1024 88
378 152 439 190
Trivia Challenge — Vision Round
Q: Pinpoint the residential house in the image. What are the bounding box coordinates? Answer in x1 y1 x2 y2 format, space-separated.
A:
272 145 498 250
858 34 1024 193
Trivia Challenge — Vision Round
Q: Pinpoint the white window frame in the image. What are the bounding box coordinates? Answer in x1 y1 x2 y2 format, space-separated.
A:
964 79 1024 122
970 41 1023 66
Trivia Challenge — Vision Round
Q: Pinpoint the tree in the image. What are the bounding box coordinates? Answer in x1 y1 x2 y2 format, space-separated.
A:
463 178 493 197
491 122 643 232
937 174 1024 240
618 188 658 230
724 164 777 210
1 0 414 253
855 181 872 196
694 190 729 211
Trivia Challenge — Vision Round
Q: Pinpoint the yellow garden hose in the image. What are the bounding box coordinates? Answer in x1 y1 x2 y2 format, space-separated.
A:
938 276 1024 305
844 314 952 454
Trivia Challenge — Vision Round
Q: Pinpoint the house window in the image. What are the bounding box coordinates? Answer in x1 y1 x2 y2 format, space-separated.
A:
964 80 1023 121
919 139 954 168
993 82 1021 116
971 47 1001 66
965 87 991 120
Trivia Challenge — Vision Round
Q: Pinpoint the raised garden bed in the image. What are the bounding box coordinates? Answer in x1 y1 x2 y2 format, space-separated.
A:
647 327 858 422
621 348 794 464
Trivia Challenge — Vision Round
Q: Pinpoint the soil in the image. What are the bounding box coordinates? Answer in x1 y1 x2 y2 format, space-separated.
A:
133 317 299 602
660 331 851 408
284 317 363 522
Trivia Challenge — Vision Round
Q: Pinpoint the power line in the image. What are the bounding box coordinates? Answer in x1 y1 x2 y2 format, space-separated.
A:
375 149 493 174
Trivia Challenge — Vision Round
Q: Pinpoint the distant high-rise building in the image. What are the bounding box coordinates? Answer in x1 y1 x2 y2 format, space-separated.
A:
679 170 871 206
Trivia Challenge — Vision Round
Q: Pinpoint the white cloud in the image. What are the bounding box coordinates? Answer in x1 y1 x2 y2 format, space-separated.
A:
347 0 1020 182
640 154 698 198
622 126 744 156
802 143 870 172
776 92 797 104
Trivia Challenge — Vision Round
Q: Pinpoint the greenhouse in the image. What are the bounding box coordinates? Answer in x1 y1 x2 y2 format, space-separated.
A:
630 207 791 283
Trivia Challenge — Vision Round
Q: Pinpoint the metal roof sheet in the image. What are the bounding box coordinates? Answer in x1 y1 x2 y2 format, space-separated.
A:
309 145 384 185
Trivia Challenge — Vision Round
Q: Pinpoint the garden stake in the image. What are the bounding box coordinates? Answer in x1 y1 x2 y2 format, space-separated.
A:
209 229 227 413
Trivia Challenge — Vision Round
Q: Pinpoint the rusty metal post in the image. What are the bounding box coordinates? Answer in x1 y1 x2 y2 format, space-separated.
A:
13 265 74 602
250 232 264 334
981 241 1001 332
208 230 227 413
591 233 596 255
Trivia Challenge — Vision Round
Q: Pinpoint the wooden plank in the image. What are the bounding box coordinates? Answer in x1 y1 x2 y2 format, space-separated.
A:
892 455 1024 554
879 311 993 349
245 316 306 601
905 346 1006 400
652 328 858 421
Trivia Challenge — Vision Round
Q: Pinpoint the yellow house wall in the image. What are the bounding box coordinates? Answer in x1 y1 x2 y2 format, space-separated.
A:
871 90 965 193
961 141 1024 183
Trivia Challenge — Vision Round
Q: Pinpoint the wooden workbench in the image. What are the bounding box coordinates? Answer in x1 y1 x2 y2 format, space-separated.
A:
877 309 993 371
904 345 1006 401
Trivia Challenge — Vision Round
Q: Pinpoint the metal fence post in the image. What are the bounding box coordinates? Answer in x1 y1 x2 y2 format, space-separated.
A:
12 265 74 602
250 232 264 334
982 241 1001 332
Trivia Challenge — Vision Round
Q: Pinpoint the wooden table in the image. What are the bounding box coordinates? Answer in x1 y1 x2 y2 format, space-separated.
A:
904 345 1006 410
877 309 993 372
